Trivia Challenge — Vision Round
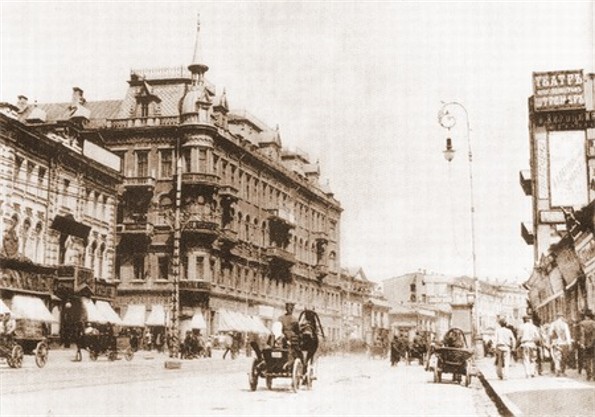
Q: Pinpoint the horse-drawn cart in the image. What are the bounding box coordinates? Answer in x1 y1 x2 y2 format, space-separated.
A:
427 328 475 386
249 345 305 392
1 296 53 369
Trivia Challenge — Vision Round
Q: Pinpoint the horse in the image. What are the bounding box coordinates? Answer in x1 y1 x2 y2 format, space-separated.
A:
298 309 325 368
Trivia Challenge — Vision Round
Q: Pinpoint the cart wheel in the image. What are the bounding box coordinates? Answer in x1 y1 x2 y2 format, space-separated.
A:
74 349 82 362
291 360 303 393
249 359 259 391
35 341 49 368
266 376 273 390
125 348 134 361
108 350 117 361
9 344 24 368
89 350 98 361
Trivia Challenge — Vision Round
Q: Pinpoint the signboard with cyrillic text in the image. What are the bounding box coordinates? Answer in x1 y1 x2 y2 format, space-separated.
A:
533 70 585 112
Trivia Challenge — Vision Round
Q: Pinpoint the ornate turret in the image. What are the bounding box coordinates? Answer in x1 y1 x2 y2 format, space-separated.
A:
181 14 213 126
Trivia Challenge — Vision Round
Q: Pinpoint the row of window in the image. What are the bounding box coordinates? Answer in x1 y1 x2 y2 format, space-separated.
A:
117 146 336 236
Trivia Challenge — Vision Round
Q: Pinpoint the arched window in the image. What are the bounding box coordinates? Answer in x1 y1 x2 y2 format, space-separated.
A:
89 241 98 275
21 218 31 258
34 222 43 263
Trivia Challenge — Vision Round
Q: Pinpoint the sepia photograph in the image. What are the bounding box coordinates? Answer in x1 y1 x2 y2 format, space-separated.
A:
0 1 594 416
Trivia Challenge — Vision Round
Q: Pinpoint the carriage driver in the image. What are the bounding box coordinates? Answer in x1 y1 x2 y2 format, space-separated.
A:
278 302 302 369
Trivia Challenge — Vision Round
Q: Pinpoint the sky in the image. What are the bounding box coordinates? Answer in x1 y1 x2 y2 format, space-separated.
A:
1 1 594 284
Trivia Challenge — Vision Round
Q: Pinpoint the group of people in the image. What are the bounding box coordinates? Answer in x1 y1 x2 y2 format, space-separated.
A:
0 311 17 341
493 309 595 381
181 330 210 359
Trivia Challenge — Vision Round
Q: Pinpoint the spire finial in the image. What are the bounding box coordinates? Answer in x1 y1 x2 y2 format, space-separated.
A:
189 13 209 83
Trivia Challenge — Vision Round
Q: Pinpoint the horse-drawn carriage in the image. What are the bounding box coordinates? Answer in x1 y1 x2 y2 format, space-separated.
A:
248 308 324 393
427 328 475 386
0 297 52 369
74 323 134 362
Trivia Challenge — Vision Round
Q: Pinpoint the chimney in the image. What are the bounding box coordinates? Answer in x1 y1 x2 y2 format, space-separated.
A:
71 87 85 106
16 95 28 113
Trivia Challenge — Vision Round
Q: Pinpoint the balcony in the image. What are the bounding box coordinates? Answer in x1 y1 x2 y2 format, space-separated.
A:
314 264 329 279
57 265 95 294
181 172 220 189
179 280 212 293
519 170 532 196
521 222 534 245
313 230 329 244
219 227 239 247
266 246 296 266
123 176 155 191
182 217 219 241
105 116 179 129
267 208 296 228
118 220 154 236
219 184 239 202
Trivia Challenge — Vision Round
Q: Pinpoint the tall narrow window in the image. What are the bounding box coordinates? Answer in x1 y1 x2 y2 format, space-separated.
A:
141 103 149 118
195 256 204 281
160 149 173 178
133 255 145 280
198 148 207 172
158 256 170 280
136 151 149 177
182 148 192 173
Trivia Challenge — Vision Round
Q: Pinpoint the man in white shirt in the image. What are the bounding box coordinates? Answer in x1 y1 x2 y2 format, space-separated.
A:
495 318 516 380
518 316 540 378
549 312 572 377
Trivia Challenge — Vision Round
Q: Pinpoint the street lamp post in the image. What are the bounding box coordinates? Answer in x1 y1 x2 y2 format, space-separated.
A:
438 101 483 357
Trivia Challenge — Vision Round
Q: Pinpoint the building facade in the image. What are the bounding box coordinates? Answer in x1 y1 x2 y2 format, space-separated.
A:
35 22 345 340
0 97 121 343
521 70 595 325
382 272 527 340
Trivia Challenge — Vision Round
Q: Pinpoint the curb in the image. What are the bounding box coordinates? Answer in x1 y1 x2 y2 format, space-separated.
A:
477 371 523 417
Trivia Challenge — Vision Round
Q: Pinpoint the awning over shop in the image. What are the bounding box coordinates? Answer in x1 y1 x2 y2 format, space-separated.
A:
0 299 11 314
82 297 107 324
51 214 91 239
122 304 146 327
145 304 166 326
190 311 207 329
11 295 56 322
217 309 270 334
95 300 123 325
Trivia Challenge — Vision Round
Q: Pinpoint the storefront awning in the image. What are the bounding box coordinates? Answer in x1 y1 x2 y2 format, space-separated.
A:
0 299 11 314
11 295 56 322
217 309 270 334
122 304 146 327
82 297 107 324
51 214 91 239
190 311 207 329
95 300 123 325
145 304 166 326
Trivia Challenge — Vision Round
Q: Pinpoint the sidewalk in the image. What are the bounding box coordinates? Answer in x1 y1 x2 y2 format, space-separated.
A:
476 357 594 416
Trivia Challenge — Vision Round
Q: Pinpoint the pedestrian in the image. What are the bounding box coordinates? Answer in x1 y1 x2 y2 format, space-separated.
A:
494 318 516 380
578 309 595 381
222 332 234 359
548 312 572 377
518 316 540 378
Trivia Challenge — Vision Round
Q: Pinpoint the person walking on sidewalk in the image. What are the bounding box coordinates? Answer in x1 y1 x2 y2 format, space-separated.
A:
495 318 516 380
578 309 595 381
518 316 540 378
549 312 572 377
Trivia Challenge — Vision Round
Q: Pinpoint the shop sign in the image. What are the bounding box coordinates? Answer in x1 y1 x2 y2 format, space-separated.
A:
533 70 585 112
532 110 595 130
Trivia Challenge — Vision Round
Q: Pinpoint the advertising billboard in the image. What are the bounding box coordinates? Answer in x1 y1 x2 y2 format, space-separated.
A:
533 70 585 112
548 130 588 208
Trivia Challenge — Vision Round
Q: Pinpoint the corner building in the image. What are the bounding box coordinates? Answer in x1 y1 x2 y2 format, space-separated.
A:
83 23 343 338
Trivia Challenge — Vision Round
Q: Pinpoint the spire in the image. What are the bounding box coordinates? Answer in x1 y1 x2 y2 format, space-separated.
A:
188 13 209 85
